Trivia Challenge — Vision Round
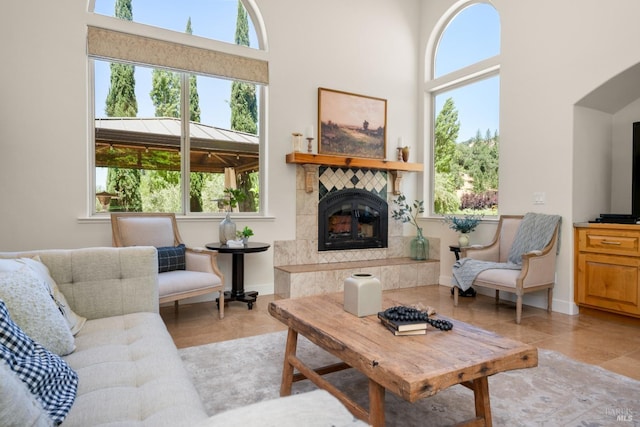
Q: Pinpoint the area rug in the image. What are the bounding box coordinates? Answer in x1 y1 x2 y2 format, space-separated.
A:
179 331 639 426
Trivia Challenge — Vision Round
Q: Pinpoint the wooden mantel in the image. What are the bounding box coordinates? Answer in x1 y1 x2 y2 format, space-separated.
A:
285 152 423 194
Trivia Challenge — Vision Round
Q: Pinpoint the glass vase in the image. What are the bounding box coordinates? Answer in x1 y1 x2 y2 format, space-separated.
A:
410 228 428 260
219 212 236 244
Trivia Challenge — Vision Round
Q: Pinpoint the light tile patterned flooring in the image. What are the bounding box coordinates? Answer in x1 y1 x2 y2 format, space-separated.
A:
160 285 640 381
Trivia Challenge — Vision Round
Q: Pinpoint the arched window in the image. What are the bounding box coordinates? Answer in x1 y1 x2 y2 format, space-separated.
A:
426 2 500 215
89 0 267 215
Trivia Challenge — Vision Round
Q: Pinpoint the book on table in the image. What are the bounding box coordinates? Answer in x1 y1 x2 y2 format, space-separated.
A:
378 312 427 332
384 324 427 336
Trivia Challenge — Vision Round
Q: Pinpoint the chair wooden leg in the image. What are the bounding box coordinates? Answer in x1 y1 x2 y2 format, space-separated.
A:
547 288 553 313
174 300 179 312
453 287 459 306
516 295 523 324
495 290 500 304
218 290 225 319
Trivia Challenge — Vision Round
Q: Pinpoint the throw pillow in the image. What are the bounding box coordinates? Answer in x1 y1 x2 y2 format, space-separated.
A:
157 244 186 273
0 300 78 425
0 361 53 427
0 265 75 356
18 257 86 335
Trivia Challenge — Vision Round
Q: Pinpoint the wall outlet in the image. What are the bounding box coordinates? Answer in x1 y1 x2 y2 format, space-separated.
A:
533 192 545 205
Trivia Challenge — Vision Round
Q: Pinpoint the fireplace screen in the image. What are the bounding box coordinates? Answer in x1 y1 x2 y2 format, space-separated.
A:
318 189 388 251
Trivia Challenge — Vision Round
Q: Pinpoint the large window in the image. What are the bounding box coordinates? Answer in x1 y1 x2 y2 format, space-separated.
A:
90 0 266 215
427 3 500 215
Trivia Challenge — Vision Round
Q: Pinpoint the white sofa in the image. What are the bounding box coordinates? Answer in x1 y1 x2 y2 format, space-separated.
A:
0 247 367 427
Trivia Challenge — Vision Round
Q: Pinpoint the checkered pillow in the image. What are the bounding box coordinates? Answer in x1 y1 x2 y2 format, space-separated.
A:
157 244 186 273
0 300 78 425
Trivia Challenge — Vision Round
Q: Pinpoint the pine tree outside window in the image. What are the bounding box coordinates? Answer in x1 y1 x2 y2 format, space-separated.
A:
90 0 266 215
426 3 500 216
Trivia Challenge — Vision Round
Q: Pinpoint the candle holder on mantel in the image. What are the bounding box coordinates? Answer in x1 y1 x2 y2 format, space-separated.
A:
396 147 403 161
306 137 314 153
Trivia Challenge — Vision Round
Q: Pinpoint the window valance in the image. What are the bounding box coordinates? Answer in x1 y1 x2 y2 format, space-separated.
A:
87 26 268 85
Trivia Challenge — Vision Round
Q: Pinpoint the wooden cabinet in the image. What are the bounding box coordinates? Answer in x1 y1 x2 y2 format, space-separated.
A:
574 223 640 317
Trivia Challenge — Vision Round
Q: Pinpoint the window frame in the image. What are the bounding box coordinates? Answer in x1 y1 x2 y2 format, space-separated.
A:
86 2 268 217
424 1 500 216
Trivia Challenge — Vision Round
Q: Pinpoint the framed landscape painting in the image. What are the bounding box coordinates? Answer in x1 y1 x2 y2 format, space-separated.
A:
318 88 387 159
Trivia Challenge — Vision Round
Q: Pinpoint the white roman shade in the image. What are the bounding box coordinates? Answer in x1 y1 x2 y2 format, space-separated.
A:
87 26 268 85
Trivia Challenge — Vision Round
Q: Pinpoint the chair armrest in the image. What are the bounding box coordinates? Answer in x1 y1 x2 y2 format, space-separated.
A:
519 246 557 287
185 248 224 279
461 243 500 262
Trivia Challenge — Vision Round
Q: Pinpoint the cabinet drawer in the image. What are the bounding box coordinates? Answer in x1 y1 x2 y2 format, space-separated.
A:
578 229 640 256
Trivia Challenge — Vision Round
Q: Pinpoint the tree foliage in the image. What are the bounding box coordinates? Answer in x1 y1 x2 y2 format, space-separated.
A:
433 97 499 214
434 98 459 174
230 1 259 212
106 0 141 212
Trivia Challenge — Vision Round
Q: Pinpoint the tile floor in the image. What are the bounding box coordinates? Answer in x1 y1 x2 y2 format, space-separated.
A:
160 285 640 381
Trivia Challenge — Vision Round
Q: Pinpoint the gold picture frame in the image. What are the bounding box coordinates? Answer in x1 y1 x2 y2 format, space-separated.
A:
318 87 387 159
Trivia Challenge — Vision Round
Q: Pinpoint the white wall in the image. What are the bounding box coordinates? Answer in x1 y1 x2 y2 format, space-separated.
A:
0 0 420 297
573 107 612 223
420 0 640 314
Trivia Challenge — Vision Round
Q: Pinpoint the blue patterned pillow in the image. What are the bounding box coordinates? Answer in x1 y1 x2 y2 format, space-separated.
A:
0 300 78 425
157 244 186 273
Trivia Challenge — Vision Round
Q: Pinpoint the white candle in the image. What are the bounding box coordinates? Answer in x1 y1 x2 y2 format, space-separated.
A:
397 137 403 148
306 125 315 139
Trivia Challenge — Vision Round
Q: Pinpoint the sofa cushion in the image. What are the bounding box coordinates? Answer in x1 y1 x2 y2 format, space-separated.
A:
0 300 78 425
0 361 53 427
157 244 186 273
1 257 87 335
62 312 207 427
0 264 75 355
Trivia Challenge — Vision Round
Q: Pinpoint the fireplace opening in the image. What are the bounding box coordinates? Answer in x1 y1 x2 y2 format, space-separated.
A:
318 189 388 251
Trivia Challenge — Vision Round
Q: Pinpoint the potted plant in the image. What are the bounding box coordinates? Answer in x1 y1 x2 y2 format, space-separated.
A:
391 194 427 260
236 226 254 244
443 213 483 246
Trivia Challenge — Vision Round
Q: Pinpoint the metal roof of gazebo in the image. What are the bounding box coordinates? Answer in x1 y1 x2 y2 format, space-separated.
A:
95 117 259 174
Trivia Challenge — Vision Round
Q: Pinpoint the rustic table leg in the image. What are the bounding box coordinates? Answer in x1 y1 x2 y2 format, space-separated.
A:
368 379 386 427
280 328 298 396
471 376 492 426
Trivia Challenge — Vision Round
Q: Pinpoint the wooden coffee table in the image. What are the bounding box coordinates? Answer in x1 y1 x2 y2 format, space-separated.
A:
268 293 537 427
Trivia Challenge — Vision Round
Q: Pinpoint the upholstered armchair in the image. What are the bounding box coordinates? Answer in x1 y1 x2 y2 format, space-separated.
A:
110 213 225 319
453 214 560 324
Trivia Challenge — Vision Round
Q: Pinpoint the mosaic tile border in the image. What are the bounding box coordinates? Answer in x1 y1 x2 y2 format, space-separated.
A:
319 166 387 200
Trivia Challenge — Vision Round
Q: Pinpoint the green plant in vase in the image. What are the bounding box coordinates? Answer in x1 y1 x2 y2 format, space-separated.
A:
392 193 427 260
443 213 483 246
236 226 254 244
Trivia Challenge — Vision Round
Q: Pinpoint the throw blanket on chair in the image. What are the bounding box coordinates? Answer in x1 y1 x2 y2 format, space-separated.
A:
452 213 561 292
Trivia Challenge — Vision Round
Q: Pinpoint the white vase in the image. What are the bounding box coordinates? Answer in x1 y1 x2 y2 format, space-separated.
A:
343 273 382 317
458 234 469 247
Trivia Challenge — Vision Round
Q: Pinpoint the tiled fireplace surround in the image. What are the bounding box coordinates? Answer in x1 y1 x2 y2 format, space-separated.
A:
273 165 440 299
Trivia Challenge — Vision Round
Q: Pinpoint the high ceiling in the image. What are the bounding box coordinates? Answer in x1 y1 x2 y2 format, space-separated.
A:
95 117 259 174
